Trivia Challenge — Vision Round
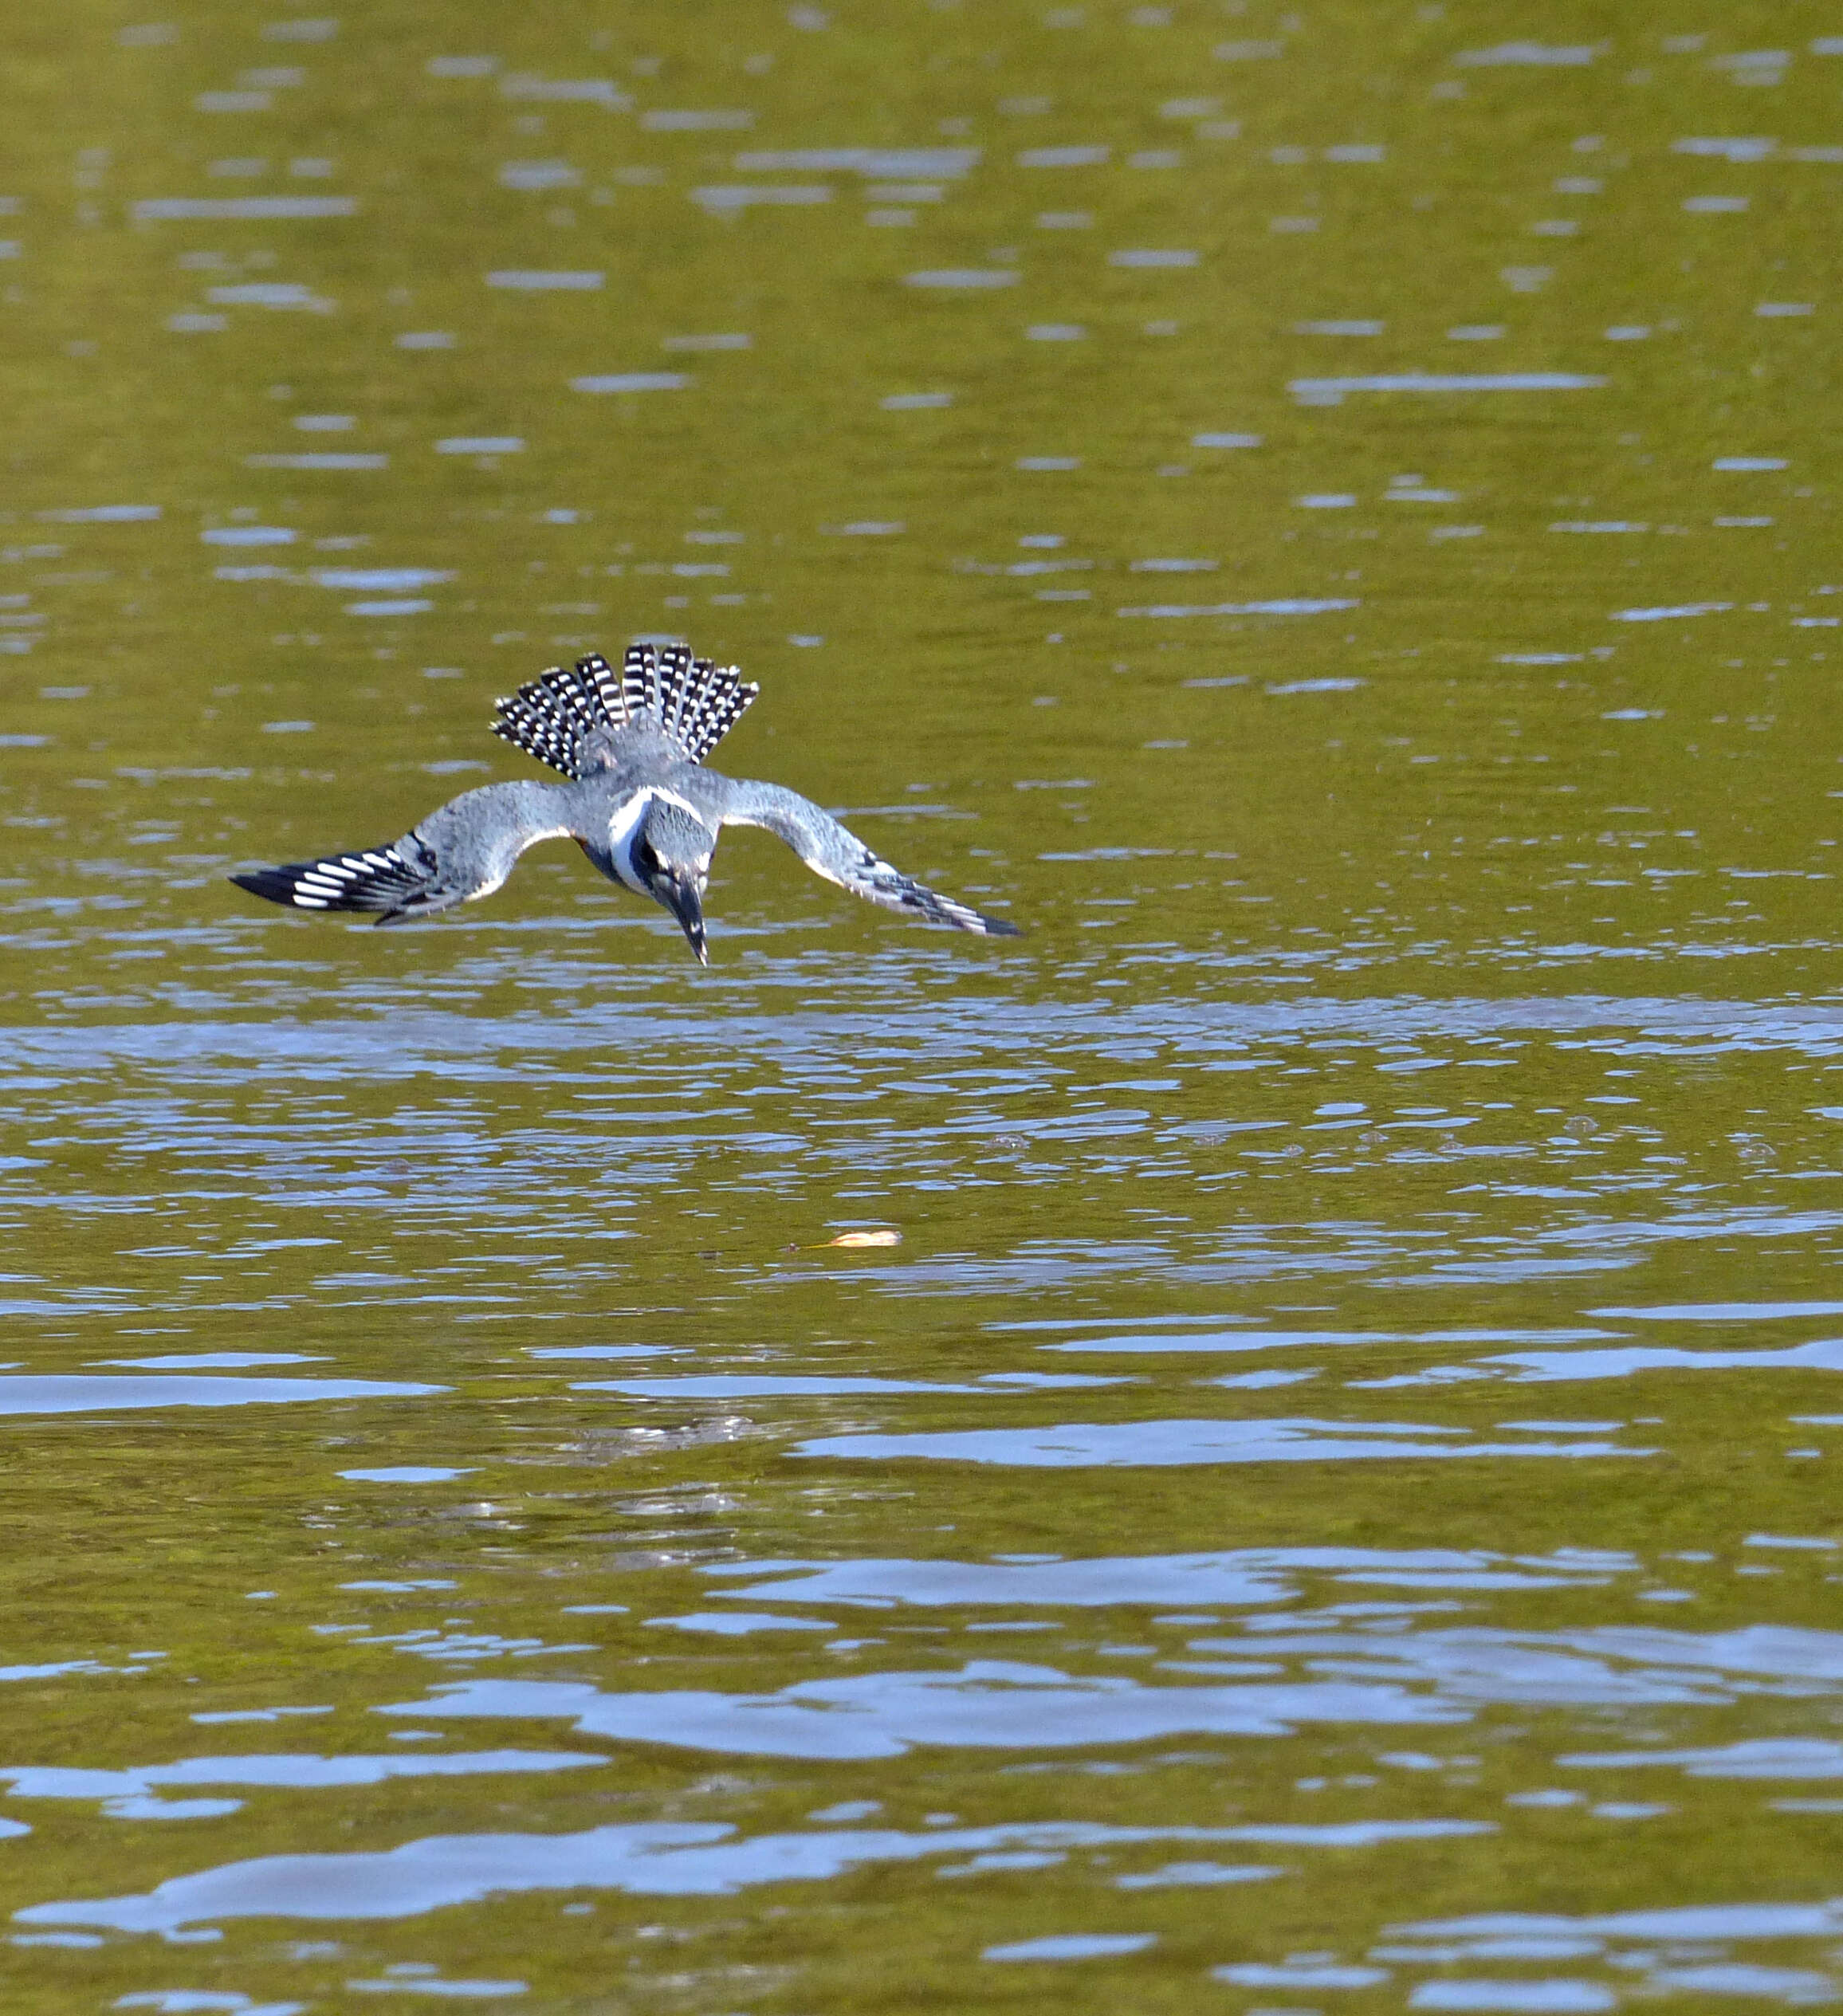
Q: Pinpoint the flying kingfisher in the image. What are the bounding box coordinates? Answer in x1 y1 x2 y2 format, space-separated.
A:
229 642 1021 963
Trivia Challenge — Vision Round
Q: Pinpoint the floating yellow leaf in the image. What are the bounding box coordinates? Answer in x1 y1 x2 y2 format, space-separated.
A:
824 1229 903 1248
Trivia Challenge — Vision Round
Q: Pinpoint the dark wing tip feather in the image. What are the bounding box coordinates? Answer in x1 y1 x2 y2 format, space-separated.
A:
910 891 1023 937
229 846 432 918
847 846 1023 938
229 868 301 906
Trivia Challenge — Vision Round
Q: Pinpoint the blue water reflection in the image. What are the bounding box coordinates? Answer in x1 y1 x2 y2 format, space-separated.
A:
791 1417 1645 1466
19 1816 1472 1934
701 1547 1629 1607
0 1376 440 1415
0 1751 599 1822
373 1662 1468 1758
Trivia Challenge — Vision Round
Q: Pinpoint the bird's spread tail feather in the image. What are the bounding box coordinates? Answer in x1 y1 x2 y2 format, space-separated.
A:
490 654 627 780
493 644 757 778
619 641 759 764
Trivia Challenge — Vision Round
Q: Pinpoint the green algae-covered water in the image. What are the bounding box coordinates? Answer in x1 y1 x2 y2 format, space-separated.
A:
4 3 1843 2009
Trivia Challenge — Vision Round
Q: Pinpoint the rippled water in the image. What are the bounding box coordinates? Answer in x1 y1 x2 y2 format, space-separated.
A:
5 4 1843 2010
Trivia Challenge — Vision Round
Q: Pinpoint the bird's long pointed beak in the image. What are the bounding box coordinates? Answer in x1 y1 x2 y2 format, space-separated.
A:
662 875 708 965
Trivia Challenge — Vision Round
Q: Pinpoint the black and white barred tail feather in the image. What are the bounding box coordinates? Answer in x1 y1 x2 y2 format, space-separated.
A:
620 641 758 762
230 840 444 925
490 653 627 780
493 644 757 779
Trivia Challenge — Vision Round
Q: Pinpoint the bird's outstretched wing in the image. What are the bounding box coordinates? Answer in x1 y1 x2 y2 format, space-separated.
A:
717 779 1020 937
230 838 451 924
230 781 575 926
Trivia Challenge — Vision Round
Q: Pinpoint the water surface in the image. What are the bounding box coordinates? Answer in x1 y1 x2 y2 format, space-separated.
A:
3 3 1843 2010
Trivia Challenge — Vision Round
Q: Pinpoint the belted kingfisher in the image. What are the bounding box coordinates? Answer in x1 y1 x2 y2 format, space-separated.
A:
229 642 1020 963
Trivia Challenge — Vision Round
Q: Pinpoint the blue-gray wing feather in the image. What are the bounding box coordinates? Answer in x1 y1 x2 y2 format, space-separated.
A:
715 778 1020 937
231 780 580 925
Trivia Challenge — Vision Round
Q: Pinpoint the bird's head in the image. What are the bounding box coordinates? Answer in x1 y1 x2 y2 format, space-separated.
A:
632 800 717 964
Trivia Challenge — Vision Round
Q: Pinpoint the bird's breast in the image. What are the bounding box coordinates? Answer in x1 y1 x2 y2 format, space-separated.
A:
605 788 654 894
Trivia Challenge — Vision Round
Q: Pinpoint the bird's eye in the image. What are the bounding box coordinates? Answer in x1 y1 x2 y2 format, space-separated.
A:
631 839 659 878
